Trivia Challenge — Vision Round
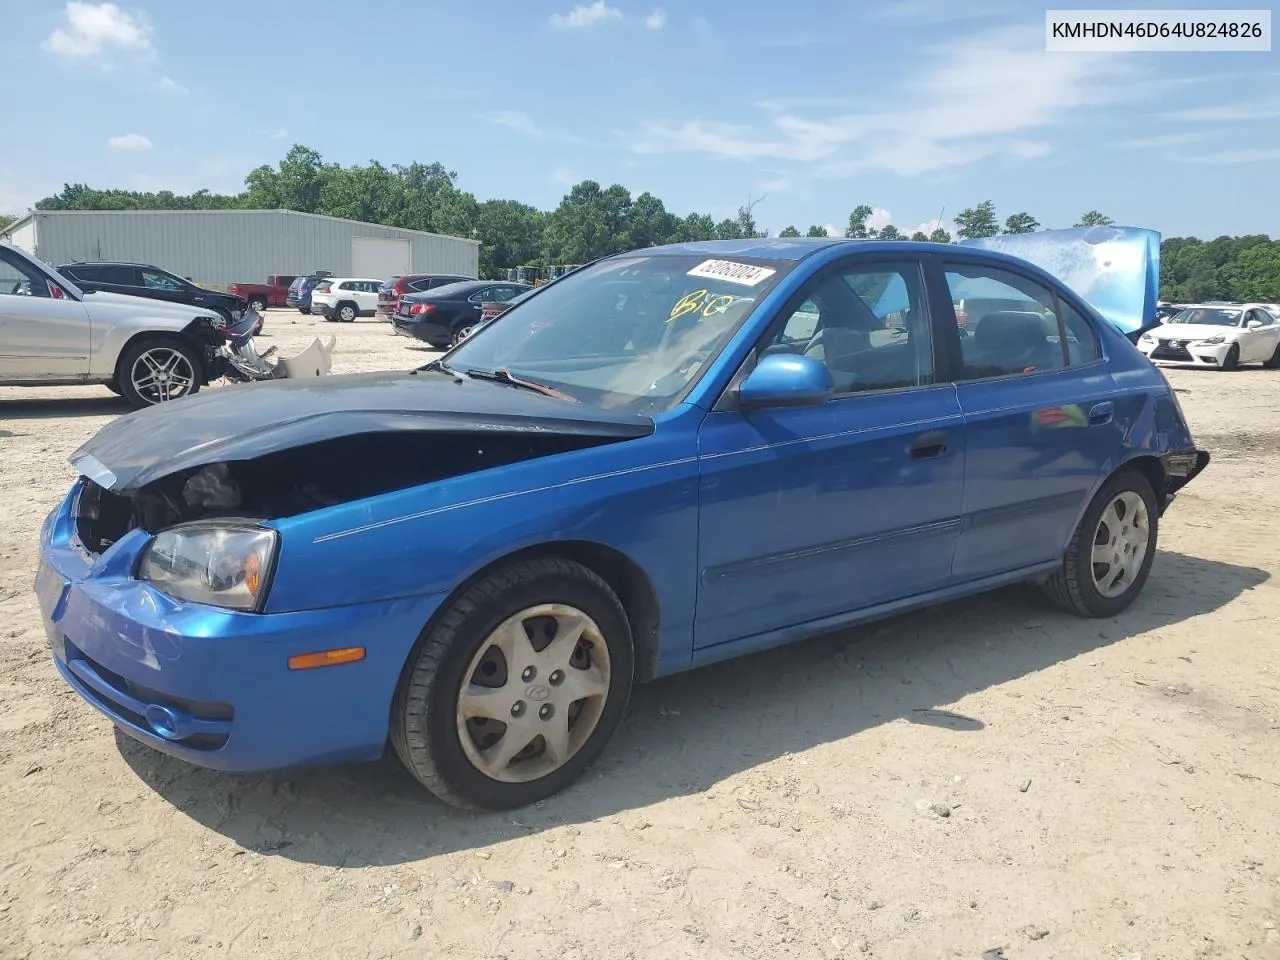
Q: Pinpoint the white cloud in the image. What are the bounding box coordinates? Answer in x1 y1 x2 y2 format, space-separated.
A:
551 0 622 28
157 76 186 94
906 216 946 236
553 167 578 186
106 133 152 151
482 111 586 144
823 224 841 237
644 7 666 29
632 26 1132 177
1164 100 1280 123
1177 148 1280 165
43 2 155 65
866 207 892 231
269 129 288 141
757 176 791 192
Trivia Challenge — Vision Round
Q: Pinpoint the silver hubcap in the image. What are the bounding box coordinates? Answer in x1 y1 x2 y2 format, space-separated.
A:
130 348 195 403
456 325 474 342
456 603 610 783
1090 491 1150 598
341 307 354 321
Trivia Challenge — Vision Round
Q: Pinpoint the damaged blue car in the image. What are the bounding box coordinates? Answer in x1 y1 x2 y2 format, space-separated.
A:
37 237 1208 809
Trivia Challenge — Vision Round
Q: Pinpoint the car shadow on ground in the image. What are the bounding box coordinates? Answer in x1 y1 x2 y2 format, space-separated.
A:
117 549 1267 867
0 394 129 420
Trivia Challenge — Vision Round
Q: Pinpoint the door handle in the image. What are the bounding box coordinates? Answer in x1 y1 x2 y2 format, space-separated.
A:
1088 401 1114 425
910 430 949 460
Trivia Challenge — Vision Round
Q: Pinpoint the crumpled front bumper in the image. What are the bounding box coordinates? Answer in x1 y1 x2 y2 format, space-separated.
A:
36 484 443 772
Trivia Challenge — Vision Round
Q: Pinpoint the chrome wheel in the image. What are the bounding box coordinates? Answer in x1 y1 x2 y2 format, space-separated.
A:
1090 491 1150 599
130 347 196 404
339 305 356 322
453 323 475 346
456 603 611 783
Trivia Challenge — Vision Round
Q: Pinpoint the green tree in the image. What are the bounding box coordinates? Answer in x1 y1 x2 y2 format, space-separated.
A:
876 224 904 241
542 181 634 263
1075 210 1115 227
778 225 801 237
0 214 13 230
954 201 999 239
627 192 677 250
806 224 827 237
1003 212 1040 234
910 231 929 242
845 204 874 239
929 227 952 243
475 200 545 277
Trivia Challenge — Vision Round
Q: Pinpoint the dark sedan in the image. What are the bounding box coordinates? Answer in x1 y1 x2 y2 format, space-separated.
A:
393 280 531 347
58 261 245 323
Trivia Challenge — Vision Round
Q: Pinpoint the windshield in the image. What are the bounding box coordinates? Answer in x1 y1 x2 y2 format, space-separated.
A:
1169 307 1241 327
443 254 791 414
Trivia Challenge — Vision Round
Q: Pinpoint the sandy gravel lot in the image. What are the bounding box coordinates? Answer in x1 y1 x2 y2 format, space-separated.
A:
2 311 1278 960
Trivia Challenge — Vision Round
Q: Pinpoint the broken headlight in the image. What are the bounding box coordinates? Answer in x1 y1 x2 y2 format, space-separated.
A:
138 521 277 612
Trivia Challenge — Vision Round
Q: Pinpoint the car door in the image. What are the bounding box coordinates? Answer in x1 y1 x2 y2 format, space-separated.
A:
357 281 379 313
1243 309 1276 361
0 248 91 379
937 255 1120 582
694 255 966 650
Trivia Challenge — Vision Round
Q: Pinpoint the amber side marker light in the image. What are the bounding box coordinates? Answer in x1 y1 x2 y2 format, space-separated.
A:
288 647 366 671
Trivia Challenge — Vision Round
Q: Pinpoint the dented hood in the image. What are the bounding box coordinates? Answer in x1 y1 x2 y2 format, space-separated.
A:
71 370 655 492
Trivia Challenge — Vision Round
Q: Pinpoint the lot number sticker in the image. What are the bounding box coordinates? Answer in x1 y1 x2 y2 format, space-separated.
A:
687 260 777 287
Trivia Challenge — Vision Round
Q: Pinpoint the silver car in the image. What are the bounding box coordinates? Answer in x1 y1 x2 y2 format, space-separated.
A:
0 243 225 408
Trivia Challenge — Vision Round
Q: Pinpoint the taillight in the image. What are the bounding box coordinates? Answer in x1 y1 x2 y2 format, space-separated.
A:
409 303 436 316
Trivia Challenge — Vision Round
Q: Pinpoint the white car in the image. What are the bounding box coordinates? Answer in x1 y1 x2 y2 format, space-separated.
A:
1136 302 1280 370
309 277 382 323
1 242 227 408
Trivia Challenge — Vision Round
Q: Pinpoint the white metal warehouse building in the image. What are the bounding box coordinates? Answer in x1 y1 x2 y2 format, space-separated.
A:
0 209 480 286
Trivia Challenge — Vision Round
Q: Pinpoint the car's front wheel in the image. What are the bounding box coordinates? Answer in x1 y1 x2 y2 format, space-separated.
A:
247 297 267 313
1264 340 1280 369
451 322 476 346
1043 468 1158 617
392 557 634 809
1221 343 1240 370
116 337 203 409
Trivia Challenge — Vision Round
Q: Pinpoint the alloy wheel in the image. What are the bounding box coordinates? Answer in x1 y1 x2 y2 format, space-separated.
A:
130 347 196 404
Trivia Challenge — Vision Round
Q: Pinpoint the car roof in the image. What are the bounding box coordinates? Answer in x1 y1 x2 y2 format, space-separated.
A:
407 279 530 298
59 260 161 269
322 277 382 283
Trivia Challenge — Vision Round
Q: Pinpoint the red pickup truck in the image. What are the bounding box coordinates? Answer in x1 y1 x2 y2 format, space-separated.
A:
229 275 298 312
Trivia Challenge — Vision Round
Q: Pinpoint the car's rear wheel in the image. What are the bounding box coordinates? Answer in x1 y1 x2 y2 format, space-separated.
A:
1043 468 1158 618
1221 343 1240 370
1263 340 1280 369
116 337 202 409
391 557 634 809
338 302 357 323
300 307 311 315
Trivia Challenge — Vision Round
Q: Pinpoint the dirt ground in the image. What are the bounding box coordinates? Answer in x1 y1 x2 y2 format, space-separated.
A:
2 311 1278 960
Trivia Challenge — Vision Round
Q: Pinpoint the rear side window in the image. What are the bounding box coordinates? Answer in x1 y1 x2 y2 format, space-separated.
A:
1057 299 1101 365
943 264 1073 380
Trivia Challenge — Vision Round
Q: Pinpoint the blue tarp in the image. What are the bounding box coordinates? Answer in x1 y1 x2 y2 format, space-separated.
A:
960 226 1161 334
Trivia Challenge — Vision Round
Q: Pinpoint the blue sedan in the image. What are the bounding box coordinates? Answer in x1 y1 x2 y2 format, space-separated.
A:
36 239 1208 809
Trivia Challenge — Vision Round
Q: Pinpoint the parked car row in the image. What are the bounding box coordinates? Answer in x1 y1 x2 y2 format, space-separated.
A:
391 280 532 347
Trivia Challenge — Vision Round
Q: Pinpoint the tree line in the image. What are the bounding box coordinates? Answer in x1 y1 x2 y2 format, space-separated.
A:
16 145 1280 302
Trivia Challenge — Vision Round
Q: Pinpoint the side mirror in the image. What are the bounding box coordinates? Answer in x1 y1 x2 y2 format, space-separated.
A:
737 354 833 410
1246 319 1263 329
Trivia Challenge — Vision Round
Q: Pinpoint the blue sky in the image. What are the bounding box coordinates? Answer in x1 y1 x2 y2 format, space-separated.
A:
2 0 1278 238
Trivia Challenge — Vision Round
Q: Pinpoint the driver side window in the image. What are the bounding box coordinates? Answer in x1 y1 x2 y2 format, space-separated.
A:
762 260 934 396
0 249 54 299
141 269 184 291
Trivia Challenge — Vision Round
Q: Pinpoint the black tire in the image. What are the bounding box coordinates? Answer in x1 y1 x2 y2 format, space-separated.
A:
104 380 122 396
1221 343 1240 370
115 336 203 409
300 307 311 315
1263 340 1280 369
426 340 449 350
1043 468 1158 618
337 302 358 323
391 557 634 810
451 322 476 347
247 297 267 313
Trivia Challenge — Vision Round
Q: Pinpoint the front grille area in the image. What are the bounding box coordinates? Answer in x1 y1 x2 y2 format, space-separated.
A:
1151 340 1193 361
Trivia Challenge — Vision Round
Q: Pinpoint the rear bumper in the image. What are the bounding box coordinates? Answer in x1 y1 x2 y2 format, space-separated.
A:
391 317 448 344
1161 448 1210 508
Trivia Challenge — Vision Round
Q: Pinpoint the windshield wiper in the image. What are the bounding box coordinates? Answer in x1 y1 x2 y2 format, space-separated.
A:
463 367 579 403
413 358 468 378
